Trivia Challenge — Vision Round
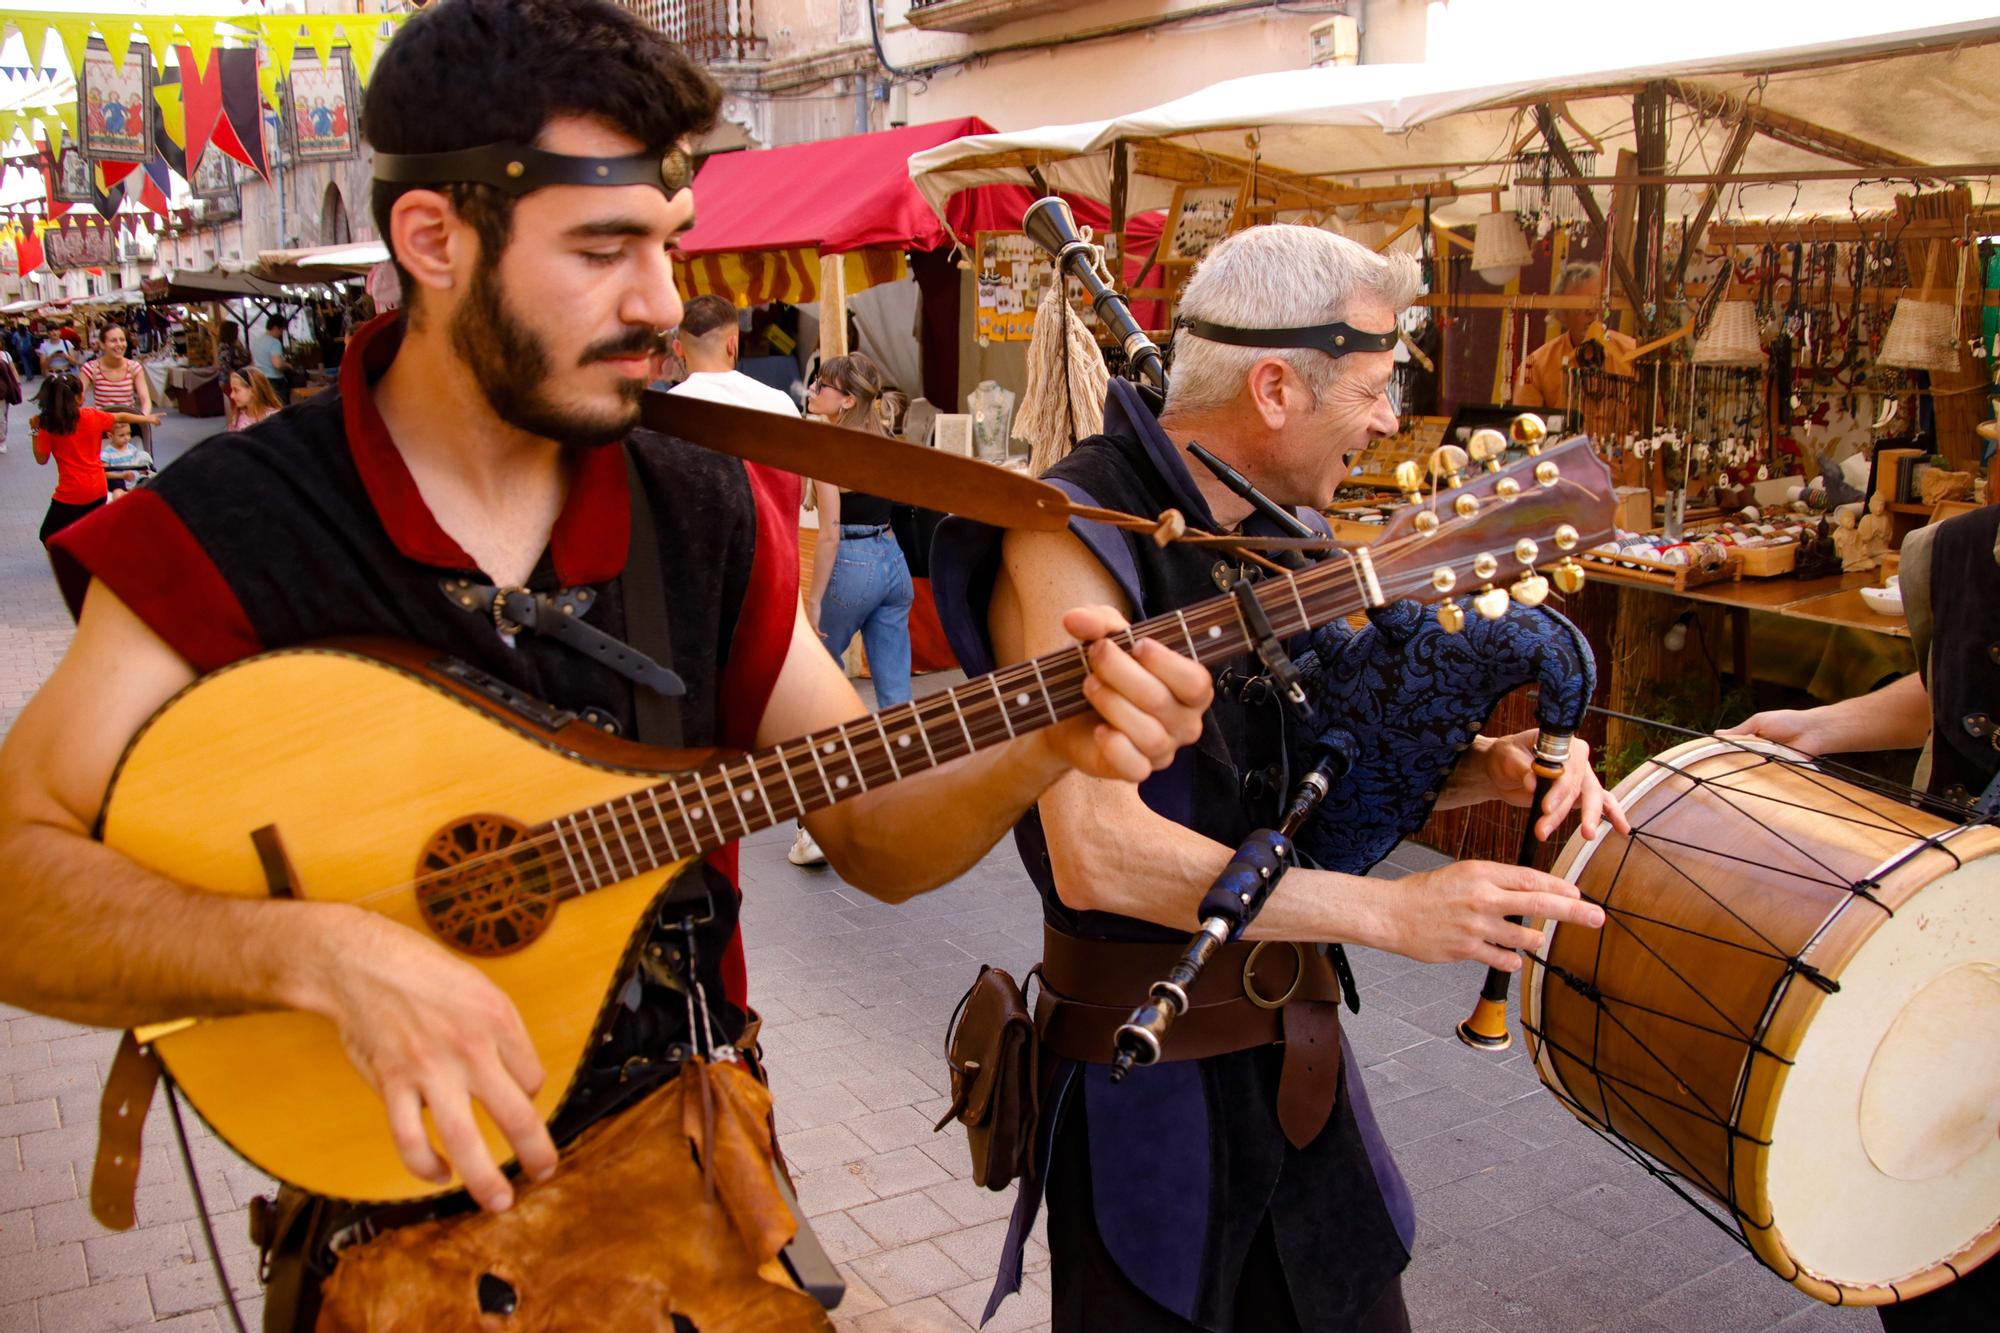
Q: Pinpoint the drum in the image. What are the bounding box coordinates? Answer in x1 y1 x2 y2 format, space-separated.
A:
1523 736 2000 1306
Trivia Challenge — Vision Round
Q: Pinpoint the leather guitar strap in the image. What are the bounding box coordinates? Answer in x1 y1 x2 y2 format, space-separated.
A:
91 1031 162 1229
621 447 682 748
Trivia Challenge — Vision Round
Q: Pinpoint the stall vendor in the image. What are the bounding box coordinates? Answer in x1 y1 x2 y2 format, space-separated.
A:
1514 261 1637 412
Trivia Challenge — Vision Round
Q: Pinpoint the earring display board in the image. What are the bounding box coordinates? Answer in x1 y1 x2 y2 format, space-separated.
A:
973 229 1122 343
1156 184 1239 265
934 413 974 457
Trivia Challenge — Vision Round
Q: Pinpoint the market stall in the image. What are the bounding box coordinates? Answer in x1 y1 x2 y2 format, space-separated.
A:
909 16 2000 861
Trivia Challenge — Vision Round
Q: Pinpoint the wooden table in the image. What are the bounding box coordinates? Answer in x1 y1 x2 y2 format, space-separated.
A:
1580 569 1883 682
1782 587 1910 638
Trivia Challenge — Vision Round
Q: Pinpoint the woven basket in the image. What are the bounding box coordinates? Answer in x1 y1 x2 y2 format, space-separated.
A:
1877 298 1960 373
1471 211 1531 285
1691 301 1764 366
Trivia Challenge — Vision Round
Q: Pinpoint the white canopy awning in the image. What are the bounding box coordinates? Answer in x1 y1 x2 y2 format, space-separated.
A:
909 8 2000 239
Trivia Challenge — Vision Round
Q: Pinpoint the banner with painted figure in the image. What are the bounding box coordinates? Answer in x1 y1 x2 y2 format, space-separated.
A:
44 224 117 271
288 50 356 163
79 38 151 163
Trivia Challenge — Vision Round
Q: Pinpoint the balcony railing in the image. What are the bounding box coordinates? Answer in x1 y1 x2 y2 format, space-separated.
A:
906 0 1073 34
623 1 766 64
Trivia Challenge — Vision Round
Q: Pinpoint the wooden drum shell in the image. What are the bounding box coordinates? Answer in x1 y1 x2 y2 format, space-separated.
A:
1523 738 2000 1305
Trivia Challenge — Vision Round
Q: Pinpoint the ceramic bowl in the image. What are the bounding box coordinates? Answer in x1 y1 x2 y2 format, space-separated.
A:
1859 585 1904 616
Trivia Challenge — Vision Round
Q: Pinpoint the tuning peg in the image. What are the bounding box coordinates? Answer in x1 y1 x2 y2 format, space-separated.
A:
1437 600 1465 634
1467 429 1506 473
1514 538 1539 565
1535 460 1560 488
1428 445 1469 489
1413 510 1441 536
1554 523 1580 551
1510 413 1548 454
1394 459 1423 497
1474 587 1510 621
1512 574 1550 607
1554 559 1587 593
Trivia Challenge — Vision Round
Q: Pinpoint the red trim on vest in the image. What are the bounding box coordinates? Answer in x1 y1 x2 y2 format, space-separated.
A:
46 489 262 671
340 314 631 582
711 464 798 1010
719 463 801 750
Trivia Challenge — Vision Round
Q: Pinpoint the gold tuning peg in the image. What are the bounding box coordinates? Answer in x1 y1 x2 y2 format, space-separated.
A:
1511 574 1550 607
1394 459 1423 497
1467 428 1507 472
1554 558 1587 594
1427 445 1469 490
1436 599 1465 633
1510 413 1548 455
1474 587 1510 621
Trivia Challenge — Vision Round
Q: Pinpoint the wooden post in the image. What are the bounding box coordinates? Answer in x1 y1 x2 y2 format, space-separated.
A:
818 251 848 362
1108 137 1129 292
1631 82 1668 333
1534 104 1646 321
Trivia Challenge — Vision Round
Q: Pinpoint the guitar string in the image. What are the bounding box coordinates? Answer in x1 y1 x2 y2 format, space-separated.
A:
383 554 1527 928
363 493 1596 924
317 471 1607 920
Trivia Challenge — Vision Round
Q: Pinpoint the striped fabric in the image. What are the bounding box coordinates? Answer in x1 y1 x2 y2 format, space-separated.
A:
81 358 144 411
674 246 908 308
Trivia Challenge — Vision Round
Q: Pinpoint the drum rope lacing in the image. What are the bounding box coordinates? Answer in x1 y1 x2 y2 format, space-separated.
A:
1513 715 1985 1293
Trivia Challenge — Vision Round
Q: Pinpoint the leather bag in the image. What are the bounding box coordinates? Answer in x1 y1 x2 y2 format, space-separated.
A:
933 965 1039 1191
315 1058 830 1332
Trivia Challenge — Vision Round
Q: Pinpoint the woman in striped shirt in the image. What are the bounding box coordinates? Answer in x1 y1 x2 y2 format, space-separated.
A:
80 324 154 448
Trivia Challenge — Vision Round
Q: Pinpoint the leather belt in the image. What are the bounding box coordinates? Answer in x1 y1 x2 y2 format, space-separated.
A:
1036 924 1343 1150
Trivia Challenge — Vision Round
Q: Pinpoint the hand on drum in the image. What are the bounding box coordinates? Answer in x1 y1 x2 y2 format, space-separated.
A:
1478 729 1631 842
1386 861 1605 972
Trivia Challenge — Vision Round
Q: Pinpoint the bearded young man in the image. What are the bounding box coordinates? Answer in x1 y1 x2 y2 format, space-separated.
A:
0 2 1209 1326
935 224 1626 1331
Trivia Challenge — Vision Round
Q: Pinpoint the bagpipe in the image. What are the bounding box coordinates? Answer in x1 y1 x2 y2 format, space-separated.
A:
1020 196 1601 1060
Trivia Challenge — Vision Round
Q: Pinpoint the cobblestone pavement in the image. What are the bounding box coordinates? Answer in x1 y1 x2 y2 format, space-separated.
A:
0 394 1873 1331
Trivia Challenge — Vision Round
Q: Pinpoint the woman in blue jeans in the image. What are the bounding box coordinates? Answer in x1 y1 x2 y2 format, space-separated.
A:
795 354 914 865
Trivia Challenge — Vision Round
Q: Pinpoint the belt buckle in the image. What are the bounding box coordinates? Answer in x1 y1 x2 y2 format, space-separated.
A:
1242 940 1304 1010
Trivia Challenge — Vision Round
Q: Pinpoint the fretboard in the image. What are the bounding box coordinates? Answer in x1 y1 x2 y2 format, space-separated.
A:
528 552 1396 901
525 424 1614 902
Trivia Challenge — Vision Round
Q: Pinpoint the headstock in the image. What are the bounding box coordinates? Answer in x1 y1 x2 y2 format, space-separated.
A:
1368 416 1614 632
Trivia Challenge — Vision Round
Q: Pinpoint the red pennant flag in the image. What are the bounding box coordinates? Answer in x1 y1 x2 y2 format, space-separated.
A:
16 230 42 277
178 45 222 176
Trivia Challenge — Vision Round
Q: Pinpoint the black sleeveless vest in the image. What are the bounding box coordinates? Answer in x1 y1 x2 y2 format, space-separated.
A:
1924 503 2000 806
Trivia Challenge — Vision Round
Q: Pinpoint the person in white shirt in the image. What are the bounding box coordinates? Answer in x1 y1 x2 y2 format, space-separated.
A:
664 295 800 416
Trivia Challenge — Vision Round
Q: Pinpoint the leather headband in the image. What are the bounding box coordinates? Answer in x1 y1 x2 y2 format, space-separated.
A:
374 142 694 199
1177 317 1398 358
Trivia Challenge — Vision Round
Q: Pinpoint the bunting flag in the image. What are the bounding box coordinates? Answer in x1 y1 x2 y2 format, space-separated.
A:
151 65 186 180
177 44 265 180
16 225 41 278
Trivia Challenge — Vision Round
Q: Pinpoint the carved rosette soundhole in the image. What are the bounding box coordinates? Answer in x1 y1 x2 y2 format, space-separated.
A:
415 815 557 958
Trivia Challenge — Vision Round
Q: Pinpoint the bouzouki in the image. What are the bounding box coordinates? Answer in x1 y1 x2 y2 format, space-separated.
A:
102 437 1611 1204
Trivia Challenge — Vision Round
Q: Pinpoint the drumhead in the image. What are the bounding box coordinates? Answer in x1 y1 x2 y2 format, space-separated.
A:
1766 849 2000 1289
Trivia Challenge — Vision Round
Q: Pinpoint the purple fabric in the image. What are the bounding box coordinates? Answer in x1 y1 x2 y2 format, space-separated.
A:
1085 1061 1211 1319
1340 1028 1416 1251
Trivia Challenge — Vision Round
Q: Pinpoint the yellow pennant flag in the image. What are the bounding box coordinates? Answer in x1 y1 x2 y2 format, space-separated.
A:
303 15 342 73
10 17 52 74
345 22 378 86
180 18 218 83
99 19 137 76
49 17 92 80
257 59 282 114
152 78 184 149
136 18 180 75
258 18 298 81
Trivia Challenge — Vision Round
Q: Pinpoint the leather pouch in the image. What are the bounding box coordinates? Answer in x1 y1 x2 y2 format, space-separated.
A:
315 1058 830 1332
933 965 1039 1191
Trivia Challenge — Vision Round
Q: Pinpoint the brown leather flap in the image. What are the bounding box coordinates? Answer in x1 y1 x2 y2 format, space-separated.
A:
939 965 1034 1129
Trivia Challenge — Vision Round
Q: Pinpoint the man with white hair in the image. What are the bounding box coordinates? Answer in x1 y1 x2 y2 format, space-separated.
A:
1513 260 1638 410
934 224 1620 1330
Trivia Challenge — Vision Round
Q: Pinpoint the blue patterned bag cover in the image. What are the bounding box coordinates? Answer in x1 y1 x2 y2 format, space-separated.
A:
1287 598 1597 875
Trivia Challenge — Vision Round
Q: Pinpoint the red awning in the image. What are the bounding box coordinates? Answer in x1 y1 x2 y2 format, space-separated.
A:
680 119 1000 258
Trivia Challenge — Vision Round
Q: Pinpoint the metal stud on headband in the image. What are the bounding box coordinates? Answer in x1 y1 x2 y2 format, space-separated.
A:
1177 317 1399 358
374 142 695 199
